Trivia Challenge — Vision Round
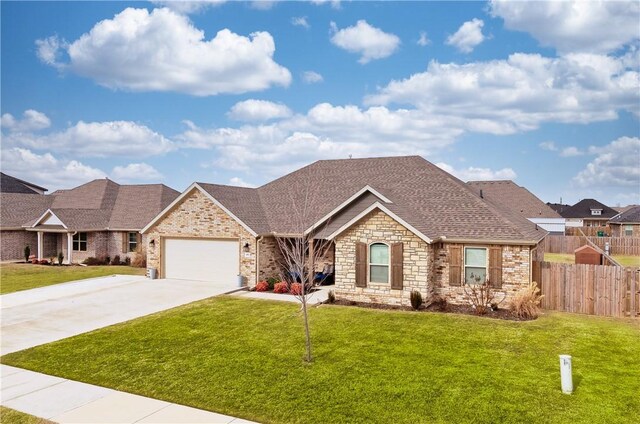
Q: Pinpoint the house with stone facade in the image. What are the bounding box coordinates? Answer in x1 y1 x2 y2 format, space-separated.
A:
0 178 179 263
142 156 546 306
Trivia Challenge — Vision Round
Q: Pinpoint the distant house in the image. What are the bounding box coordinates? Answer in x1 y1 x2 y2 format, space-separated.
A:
559 199 619 228
467 180 565 234
1 172 48 194
0 179 179 262
547 202 570 215
609 206 640 237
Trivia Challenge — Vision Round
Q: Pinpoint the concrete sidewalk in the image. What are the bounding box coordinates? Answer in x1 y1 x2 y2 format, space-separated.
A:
1 365 257 423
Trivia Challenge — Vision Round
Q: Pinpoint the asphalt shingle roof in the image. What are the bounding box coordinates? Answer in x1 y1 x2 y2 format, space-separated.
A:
201 156 546 243
0 173 47 194
559 198 618 219
466 180 561 219
609 206 640 224
1 179 179 231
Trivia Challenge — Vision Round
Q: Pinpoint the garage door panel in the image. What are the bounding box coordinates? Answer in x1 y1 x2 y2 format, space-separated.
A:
164 239 239 282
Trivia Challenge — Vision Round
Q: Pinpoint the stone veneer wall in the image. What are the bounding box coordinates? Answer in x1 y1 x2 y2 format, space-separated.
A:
431 243 531 304
145 189 256 285
334 210 430 306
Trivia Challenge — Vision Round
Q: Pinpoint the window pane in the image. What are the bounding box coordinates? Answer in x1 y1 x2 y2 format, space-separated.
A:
370 265 389 283
370 243 389 265
465 267 486 285
465 248 486 267
129 232 137 242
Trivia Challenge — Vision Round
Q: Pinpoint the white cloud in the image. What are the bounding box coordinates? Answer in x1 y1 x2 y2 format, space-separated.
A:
559 146 584 157
36 7 291 96
0 148 106 189
291 16 309 28
302 71 324 84
4 120 174 158
35 36 67 69
250 1 275 10
436 162 517 182
573 136 640 188
151 1 227 14
310 0 341 9
229 177 255 188
539 141 557 151
366 53 639 133
490 0 640 54
1 110 51 132
417 31 430 47
446 18 485 53
330 20 400 64
228 99 292 122
111 163 163 182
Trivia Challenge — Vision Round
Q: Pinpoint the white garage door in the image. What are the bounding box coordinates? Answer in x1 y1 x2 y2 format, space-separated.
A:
164 238 239 282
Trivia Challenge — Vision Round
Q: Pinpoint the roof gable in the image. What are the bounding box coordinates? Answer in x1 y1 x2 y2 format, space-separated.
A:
560 199 618 219
609 205 640 224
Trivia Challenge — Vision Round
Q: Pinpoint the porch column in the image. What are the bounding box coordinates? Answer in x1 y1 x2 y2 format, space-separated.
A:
307 238 315 285
37 231 43 260
67 233 73 264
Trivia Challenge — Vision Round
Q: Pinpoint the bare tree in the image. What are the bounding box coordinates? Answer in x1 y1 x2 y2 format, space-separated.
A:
272 172 332 363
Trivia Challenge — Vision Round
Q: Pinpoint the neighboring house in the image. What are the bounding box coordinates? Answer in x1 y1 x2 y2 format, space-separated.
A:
0 179 179 262
467 180 565 234
547 202 570 215
1 172 48 194
143 156 546 306
609 206 640 237
560 199 619 228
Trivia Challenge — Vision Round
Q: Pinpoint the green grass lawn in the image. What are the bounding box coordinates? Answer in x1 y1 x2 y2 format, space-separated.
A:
0 263 145 294
0 406 53 424
544 253 640 267
2 297 638 424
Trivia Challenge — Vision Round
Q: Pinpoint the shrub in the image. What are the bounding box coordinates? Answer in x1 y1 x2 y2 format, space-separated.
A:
105 256 111 266
38 259 49 265
290 282 303 295
266 277 279 290
58 251 64 265
274 282 289 294
111 255 121 266
83 257 105 266
510 282 544 320
463 281 505 315
124 257 131 266
255 281 269 292
131 249 146 268
410 291 423 310
24 245 30 263
327 290 336 304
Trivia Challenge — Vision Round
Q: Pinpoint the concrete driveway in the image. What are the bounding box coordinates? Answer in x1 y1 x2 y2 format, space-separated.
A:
1 275 238 355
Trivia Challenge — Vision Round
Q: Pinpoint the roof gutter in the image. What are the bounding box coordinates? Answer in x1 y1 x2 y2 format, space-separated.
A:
432 236 540 246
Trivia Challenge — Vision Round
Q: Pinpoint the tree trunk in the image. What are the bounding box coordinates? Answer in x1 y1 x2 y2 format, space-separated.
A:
302 295 312 362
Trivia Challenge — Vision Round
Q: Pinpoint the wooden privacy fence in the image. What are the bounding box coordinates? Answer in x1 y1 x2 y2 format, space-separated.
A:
565 226 610 237
533 261 639 318
543 235 640 256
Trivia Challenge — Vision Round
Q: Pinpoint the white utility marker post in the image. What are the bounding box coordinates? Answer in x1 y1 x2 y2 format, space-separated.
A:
559 355 573 394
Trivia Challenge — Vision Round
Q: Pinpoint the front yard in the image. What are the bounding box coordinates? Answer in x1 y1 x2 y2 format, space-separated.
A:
2 297 638 423
0 263 145 294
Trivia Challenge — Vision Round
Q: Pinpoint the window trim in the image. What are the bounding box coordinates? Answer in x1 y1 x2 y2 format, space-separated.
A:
368 242 390 284
73 232 88 252
463 246 488 285
128 231 138 253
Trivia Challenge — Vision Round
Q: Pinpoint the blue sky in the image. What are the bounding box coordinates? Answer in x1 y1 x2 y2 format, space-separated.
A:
1 0 639 206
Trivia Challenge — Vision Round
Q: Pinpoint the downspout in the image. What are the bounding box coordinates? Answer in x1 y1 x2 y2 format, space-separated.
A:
255 236 263 286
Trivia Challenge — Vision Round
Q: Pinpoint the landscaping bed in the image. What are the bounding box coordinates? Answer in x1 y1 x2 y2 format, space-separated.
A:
3 297 638 424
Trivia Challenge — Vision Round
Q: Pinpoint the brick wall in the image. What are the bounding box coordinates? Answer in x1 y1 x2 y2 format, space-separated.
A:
258 236 284 281
145 189 256 285
0 230 37 261
334 210 431 306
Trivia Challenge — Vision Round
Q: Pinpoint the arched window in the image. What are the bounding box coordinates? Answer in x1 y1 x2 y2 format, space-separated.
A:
369 243 390 284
